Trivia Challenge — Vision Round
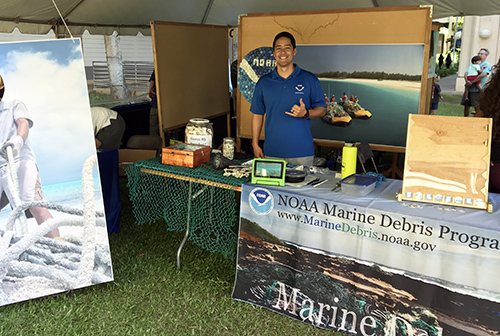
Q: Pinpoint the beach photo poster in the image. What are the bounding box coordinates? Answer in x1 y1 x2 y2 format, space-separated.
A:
0 39 113 307
237 43 424 147
294 44 425 147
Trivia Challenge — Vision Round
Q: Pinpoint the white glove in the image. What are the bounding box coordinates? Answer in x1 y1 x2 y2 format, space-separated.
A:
1 135 24 160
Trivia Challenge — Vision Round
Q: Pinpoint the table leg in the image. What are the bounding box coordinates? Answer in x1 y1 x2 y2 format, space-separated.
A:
177 181 192 270
176 182 209 270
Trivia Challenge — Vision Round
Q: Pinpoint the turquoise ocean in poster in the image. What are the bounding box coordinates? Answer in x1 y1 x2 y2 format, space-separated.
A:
312 79 420 146
292 44 425 147
0 178 103 224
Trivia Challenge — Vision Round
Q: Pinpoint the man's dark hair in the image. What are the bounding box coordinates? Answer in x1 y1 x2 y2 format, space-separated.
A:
0 88 4 100
273 32 296 50
472 55 482 63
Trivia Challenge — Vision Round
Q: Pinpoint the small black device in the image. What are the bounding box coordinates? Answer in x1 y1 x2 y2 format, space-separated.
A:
285 170 307 183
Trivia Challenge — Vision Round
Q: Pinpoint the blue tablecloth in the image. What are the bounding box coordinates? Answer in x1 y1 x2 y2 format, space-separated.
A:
233 178 500 333
97 149 121 234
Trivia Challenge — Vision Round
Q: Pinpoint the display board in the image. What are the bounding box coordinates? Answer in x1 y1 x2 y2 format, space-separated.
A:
0 39 113 307
151 21 230 132
402 115 492 210
237 6 432 149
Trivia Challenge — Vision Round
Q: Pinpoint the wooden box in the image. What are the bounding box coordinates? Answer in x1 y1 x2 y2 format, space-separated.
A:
161 143 211 168
402 115 492 210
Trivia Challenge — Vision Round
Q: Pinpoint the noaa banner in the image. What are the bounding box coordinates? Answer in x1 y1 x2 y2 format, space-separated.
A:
232 184 500 335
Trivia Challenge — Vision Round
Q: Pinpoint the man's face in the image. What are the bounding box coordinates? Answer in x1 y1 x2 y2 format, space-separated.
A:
478 49 488 62
273 37 296 68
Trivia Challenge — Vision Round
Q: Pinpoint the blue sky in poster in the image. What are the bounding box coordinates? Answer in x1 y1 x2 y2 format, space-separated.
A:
0 38 96 185
294 44 425 75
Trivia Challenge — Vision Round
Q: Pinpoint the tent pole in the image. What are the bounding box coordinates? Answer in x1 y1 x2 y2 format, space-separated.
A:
201 0 215 24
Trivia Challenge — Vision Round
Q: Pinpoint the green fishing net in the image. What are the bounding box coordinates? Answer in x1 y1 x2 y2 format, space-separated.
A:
125 157 250 259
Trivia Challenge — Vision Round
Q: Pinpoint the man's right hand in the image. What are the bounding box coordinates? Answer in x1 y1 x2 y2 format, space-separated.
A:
1 135 24 160
253 144 264 158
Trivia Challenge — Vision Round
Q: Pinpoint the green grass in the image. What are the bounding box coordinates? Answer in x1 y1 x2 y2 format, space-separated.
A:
435 94 465 117
89 92 112 104
0 180 342 336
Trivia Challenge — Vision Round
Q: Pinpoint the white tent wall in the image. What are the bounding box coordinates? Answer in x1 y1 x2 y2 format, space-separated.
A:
2 1 500 36
0 29 154 92
0 28 56 41
0 29 153 67
80 32 154 66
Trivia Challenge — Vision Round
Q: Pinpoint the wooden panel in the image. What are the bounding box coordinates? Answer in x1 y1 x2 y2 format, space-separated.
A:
118 149 157 176
402 115 492 209
237 6 432 151
151 21 229 133
140 168 242 192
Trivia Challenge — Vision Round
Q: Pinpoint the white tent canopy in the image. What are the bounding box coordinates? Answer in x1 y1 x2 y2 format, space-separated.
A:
1 0 500 36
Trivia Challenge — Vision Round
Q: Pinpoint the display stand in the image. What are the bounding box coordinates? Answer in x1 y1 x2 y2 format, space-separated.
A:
401 115 492 211
237 6 433 153
150 21 231 144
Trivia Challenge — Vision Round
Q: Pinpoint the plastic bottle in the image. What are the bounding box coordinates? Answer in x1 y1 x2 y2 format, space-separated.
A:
341 142 357 179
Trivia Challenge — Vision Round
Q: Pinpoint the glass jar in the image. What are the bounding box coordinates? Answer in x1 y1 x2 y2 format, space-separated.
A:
185 118 213 148
222 137 235 160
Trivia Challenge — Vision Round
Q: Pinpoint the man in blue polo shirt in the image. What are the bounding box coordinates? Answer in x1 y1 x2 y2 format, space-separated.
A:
462 48 492 117
251 31 326 167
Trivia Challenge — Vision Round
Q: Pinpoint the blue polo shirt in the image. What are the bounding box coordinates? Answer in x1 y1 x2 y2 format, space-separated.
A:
469 61 492 93
251 65 326 158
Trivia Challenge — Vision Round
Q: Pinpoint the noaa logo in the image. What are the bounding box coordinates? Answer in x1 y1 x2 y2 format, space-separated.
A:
249 188 274 215
295 84 305 94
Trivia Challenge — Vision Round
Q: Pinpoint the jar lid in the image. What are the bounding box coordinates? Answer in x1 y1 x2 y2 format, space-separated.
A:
224 137 234 141
189 118 210 124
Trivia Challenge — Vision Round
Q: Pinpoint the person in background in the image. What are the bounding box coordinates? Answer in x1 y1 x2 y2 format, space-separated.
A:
0 74 59 238
463 55 485 103
148 70 160 136
478 58 500 193
445 53 452 68
90 106 126 149
462 48 492 117
230 60 239 119
429 74 442 115
250 31 326 167
438 53 444 69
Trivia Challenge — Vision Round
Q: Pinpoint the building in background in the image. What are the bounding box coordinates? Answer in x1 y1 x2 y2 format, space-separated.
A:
0 28 154 94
